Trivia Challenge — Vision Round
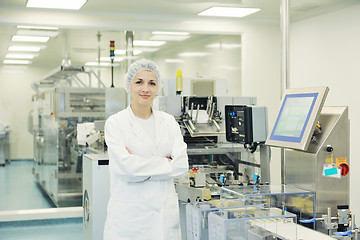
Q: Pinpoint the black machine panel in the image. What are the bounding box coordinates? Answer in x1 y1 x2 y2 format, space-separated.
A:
225 105 253 144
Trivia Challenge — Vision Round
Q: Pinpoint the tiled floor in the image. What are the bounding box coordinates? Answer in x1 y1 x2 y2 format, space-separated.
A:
0 160 83 240
0 160 54 211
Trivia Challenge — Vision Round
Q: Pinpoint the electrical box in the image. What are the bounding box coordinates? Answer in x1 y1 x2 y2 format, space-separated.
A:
225 105 267 144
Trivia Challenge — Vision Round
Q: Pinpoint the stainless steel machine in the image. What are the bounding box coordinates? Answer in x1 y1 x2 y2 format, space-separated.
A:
265 87 354 238
0 123 10 166
82 153 109 240
30 66 127 207
284 106 350 217
32 87 106 207
154 95 271 204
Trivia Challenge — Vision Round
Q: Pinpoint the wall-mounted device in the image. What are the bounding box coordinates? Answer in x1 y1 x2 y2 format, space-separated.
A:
225 105 267 145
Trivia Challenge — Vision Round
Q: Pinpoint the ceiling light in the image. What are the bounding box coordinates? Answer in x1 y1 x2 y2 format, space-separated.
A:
178 52 212 57
114 49 126 55
114 49 143 55
26 0 87 10
198 7 260 18
8 46 43 52
12 35 49 42
3 59 32 64
152 31 189 36
217 65 240 71
206 43 242 49
130 48 158 53
6 53 38 59
17 25 59 30
17 29 59 37
133 40 166 47
150 35 190 41
165 59 184 63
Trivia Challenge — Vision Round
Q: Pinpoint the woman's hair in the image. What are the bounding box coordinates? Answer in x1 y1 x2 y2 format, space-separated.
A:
124 59 161 92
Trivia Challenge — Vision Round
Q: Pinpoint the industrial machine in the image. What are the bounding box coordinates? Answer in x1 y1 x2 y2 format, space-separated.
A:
265 86 355 239
31 66 126 207
180 86 354 240
32 87 106 207
82 154 109 240
184 188 338 240
154 95 271 203
266 86 350 216
0 123 10 166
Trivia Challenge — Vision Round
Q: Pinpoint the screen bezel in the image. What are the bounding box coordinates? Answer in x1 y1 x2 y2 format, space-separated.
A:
265 86 329 151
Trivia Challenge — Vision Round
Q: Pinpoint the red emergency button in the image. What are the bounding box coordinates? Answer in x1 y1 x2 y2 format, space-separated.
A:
340 163 349 176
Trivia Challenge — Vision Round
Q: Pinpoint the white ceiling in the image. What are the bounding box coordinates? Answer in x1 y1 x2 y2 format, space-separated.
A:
0 0 358 69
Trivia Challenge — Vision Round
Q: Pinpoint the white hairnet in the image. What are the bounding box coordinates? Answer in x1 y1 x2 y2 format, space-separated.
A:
124 59 161 93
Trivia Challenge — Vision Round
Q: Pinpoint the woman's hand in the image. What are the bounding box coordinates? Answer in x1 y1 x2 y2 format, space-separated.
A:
125 147 132 154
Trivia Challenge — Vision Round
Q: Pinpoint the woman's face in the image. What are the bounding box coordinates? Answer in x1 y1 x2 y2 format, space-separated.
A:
130 70 159 107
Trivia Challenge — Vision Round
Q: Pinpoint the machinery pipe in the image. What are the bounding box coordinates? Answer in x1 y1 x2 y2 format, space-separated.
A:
195 105 200 124
212 119 220 132
188 120 196 132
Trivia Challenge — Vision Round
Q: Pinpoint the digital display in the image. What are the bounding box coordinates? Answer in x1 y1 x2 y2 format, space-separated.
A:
269 93 318 143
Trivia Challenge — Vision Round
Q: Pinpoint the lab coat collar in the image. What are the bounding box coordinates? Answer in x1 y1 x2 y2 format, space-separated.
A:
126 105 164 148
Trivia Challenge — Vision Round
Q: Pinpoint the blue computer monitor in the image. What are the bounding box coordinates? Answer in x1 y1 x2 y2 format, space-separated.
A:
266 87 329 151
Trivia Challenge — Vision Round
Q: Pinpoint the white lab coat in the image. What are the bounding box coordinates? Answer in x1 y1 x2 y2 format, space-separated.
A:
103 106 188 240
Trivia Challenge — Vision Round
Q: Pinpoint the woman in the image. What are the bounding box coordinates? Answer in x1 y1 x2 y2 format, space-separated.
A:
103 59 189 240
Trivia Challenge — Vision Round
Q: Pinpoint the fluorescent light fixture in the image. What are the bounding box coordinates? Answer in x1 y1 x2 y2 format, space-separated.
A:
6 53 38 59
178 52 212 57
152 31 189 36
114 49 126 55
12 35 49 42
3 59 32 64
85 62 120 67
217 65 240 71
206 43 242 49
17 29 59 37
150 35 190 41
165 59 184 63
132 48 158 53
198 7 260 18
17 25 59 30
114 49 143 55
8 46 43 52
133 40 166 47
26 0 87 10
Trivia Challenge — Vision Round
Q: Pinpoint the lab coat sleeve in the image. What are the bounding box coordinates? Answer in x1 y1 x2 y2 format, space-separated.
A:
150 118 189 181
105 116 172 183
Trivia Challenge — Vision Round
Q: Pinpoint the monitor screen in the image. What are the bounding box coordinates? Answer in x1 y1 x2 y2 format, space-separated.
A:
266 87 329 151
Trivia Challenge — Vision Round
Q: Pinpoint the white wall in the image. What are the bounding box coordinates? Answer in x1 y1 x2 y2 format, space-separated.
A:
290 3 360 225
0 67 51 159
0 66 121 159
154 35 242 96
241 24 282 185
